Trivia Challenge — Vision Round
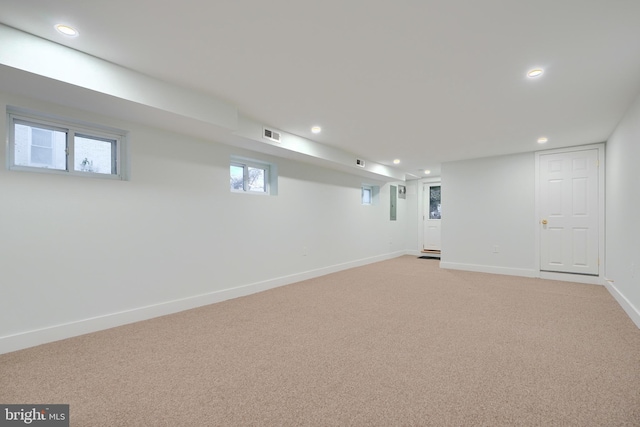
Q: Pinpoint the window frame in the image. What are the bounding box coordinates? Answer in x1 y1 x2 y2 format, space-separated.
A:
230 158 270 194
361 184 380 206
7 107 127 180
362 185 373 205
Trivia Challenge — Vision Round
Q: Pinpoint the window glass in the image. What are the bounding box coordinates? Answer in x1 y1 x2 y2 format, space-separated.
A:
230 164 244 190
362 188 372 204
247 167 265 192
31 128 53 164
74 134 115 174
429 186 442 219
14 122 66 170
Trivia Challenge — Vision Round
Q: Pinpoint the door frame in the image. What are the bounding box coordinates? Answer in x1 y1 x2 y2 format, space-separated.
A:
418 177 442 253
534 143 605 284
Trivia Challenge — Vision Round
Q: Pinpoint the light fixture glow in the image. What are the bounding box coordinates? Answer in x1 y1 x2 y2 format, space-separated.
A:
424 170 431 175
527 68 544 78
393 159 400 164
55 24 78 37
537 137 548 144
311 126 321 134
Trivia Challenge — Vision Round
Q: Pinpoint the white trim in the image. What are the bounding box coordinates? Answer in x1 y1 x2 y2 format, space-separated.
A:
440 262 537 277
539 271 603 285
604 279 640 329
0 251 407 355
441 261 606 285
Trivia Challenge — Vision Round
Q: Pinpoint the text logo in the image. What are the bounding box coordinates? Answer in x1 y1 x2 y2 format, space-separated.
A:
0 405 68 427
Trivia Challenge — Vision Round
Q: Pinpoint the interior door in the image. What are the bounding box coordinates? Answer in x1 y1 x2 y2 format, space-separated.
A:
539 149 599 275
423 183 441 251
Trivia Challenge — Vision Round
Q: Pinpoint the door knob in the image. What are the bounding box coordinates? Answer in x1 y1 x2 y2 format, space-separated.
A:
541 219 548 225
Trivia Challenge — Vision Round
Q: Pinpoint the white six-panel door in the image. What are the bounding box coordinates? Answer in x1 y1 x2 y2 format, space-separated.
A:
539 148 599 275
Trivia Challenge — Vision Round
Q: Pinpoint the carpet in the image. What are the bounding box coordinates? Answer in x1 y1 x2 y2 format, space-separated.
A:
1 256 639 426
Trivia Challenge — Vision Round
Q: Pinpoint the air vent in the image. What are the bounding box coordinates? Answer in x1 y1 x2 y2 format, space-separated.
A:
356 158 365 168
263 127 281 143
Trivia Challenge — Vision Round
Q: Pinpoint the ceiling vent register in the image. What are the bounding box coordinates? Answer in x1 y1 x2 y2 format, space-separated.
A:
263 127 281 143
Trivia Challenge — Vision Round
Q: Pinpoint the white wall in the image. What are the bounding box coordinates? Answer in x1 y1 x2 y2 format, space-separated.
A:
605 91 640 327
0 91 408 353
440 153 536 276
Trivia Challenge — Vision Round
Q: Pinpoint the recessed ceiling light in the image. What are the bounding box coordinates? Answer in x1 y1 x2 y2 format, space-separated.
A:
55 24 78 37
537 137 548 144
527 68 544 78
424 170 431 175
311 126 321 134
393 159 400 164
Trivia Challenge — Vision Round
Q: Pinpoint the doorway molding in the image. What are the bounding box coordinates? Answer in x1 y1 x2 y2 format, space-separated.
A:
416 177 442 255
534 143 605 285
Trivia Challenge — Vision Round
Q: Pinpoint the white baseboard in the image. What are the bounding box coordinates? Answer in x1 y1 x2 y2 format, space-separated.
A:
440 262 537 278
0 252 406 355
427 261 639 330
604 279 640 329
538 271 604 285
440 262 608 286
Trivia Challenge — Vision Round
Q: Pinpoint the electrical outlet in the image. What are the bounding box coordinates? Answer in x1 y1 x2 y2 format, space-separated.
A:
493 245 499 253
302 246 308 257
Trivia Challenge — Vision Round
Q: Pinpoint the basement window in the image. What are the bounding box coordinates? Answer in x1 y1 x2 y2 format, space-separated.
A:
362 184 379 205
362 185 373 205
230 156 277 195
7 107 127 179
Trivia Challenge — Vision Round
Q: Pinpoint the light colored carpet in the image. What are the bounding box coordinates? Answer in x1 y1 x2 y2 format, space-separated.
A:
1 256 639 426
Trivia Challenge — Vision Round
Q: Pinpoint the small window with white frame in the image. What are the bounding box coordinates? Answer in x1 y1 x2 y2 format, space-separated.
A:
361 184 379 205
7 107 127 180
230 157 271 194
362 185 373 205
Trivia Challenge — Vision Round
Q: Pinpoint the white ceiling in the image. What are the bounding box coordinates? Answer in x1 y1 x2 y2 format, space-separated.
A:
1 0 640 178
